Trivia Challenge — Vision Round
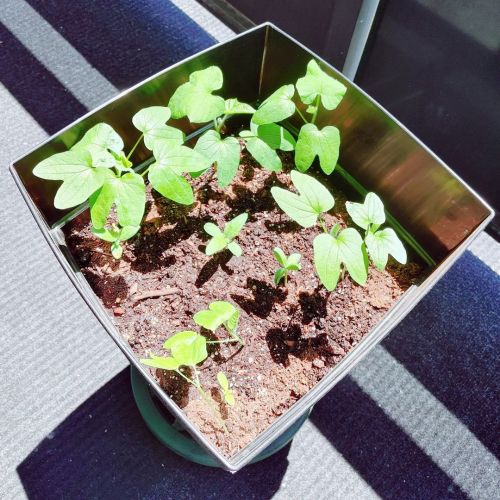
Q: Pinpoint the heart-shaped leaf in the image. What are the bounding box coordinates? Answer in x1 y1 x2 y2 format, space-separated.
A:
168 66 225 123
296 59 347 110
132 106 182 150
195 130 240 187
89 172 145 228
148 163 194 205
33 150 113 209
240 130 282 172
164 330 208 366
271 170 334 228
72 123 124 155
295 123 340 174
345 192 386 230
193 301 239 333
224 98 255 115
365 228 407 270
252 84 296 125
313 228 367 291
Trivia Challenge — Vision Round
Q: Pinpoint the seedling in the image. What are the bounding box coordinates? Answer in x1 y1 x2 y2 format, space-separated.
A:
271 171 367 290
217 372 235 406
346 192 407 270
140 330 229 430
313 224 367 291
203 213 248 257
92 224 140 259
169 66 296 187
273 247 302 286
270 170 334 229
193 300 244 346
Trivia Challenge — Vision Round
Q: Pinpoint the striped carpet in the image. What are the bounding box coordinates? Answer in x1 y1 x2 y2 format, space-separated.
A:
0 1 499 498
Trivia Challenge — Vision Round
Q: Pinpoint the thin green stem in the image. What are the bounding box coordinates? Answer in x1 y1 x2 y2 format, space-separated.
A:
311 95 321 125
296 106 309 125
127 133 144 160
318 215 328 233
215 114 229 134
176 367 228 433
141 166 150 178
207 338 240 344
284 270 288 286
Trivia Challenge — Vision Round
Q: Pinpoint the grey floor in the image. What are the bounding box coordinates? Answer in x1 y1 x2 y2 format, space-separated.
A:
1 1 499 499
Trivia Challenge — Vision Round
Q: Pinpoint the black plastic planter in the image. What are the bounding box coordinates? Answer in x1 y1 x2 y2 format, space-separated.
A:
10 23 494 472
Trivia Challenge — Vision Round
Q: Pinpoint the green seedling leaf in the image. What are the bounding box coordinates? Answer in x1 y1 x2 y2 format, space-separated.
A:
271 170 334 228
240 130 282 172
89 172 145 229
195 130 240 187
111 241 123 259
224 98 255 115
273 247 287 267
33 150 113 209
141 331 207 371
273 247 302 285
250 122 296 151
296 59 347 110
164 330 208 366
252 84 296 125
240 122 295 172
140 354 180 371
313 228 367 291
295 123 340 174
217 372 235 406
72 123 124 155
365 228 407 270
92 224 140 259
203 213 247 256
132 106 184 150
194 301 241 343
149 141 211 204
345 192 386 230
168 66 225 123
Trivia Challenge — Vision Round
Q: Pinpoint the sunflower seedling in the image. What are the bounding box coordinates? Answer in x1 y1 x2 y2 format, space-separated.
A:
203 213 248 257
273 247 302 286
217 372 235 406
346 192 407 270
194 300 244 346
140 330 229 430
92 224 140 259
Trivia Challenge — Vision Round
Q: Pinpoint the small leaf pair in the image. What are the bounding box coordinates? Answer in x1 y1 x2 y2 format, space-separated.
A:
194 300 244 346
141 330 208 371
346 193 407 270
203 213 248 257
273 247 302 286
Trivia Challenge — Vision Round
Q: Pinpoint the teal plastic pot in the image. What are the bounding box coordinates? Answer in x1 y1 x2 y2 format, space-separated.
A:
131 366 311 468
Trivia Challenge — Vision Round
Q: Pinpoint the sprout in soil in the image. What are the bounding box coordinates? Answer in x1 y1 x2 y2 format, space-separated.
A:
346 192 407 270
140 330 230 431
203 213 248 257
194 300 244 346
273 247 302 286
217 372 235 406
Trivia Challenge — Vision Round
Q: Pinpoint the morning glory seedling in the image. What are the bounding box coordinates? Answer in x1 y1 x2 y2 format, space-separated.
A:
313 224 367 291
92 224 140 259
170 66 298 186
346 192 407 270
217 372 235 406
33 122 148 258
203 213 248 257
193 300 244 346
271 171 334 229
273 247 302 286
293 60 346 175
140 330 229 430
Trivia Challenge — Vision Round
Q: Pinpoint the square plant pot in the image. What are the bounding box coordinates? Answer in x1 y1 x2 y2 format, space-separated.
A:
10 23 493 472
